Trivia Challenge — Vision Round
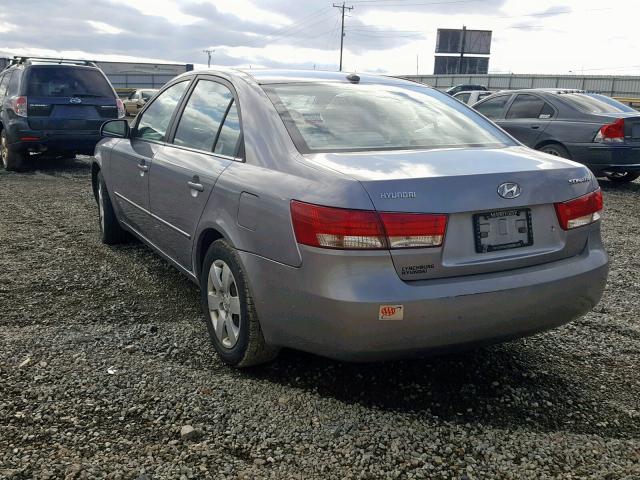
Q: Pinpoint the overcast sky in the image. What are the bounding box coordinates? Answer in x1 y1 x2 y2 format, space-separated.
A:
0 0 638 75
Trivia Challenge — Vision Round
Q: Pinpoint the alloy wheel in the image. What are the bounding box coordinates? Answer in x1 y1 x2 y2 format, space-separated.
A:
98 182 105 233
1 134 8 168
207 259 241 349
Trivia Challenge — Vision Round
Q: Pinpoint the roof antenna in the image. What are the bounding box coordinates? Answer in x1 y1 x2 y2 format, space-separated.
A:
346 73 360 83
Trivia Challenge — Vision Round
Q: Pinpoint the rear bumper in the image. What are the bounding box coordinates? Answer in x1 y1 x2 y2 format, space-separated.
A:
240 230 608 361
565 142 640 173
6 123 101 155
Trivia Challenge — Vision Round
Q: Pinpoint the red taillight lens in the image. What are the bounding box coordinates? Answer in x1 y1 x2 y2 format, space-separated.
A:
554 189 603 230
290 201 448 250
116 98 125 118
290 201 386 249
11 96 28 117
379 212 447 248
594 118 624 143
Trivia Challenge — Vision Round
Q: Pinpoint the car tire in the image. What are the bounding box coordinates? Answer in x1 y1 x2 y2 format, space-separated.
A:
200 239 279 367
1 130 27 171
605 171 640 183
97 171 127 245
538 143 570 159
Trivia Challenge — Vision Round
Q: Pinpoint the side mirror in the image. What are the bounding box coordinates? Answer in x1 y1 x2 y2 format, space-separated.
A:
101 119 130 138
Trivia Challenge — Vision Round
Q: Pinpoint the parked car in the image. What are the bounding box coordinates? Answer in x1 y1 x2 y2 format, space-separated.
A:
0 57 124 171
446 84 487 95
453 90 495 105
123 89 158 116
473 89 640 183
93 69 608 367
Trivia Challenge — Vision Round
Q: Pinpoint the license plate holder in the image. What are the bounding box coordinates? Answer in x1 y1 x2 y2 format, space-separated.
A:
473 208 533 253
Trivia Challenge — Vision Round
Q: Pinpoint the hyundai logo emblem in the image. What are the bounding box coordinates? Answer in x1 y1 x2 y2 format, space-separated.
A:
69 97 82 104
497 182 522 199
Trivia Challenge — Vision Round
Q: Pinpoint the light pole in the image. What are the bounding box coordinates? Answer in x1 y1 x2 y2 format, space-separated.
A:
203 49 215 68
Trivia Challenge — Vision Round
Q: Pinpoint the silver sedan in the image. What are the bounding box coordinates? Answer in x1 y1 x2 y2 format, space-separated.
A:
93 69 608 367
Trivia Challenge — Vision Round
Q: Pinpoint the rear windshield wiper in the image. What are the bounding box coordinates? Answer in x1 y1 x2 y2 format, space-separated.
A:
70 93 104 98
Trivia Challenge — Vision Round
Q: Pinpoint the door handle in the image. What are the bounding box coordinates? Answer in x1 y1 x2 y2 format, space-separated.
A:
530 124 541 130
137 163 149 172
187 181 204 192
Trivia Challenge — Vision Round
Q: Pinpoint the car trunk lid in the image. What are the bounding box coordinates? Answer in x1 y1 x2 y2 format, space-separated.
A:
27 96 118 131
305 146 598 280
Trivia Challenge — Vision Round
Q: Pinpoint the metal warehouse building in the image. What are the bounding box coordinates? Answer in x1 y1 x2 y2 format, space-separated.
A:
402 73 640 99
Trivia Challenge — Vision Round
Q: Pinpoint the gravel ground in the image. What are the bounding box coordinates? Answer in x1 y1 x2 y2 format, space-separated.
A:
1 157 639 479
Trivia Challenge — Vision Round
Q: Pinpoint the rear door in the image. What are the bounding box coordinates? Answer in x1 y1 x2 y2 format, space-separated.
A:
24 66 119 132
148 76 242 271
497 93 554 147
109 80 190 235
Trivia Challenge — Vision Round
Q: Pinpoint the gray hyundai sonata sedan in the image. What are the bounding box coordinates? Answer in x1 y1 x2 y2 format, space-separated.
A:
92 69 608 367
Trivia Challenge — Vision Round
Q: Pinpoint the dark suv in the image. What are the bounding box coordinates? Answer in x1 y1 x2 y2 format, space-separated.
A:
0 57 124 171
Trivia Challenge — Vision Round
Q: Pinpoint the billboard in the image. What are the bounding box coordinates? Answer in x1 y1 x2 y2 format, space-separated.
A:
433 56 489 75
436 29 492 55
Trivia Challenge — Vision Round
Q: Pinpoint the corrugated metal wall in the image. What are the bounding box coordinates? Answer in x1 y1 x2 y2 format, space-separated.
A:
401 74 640 97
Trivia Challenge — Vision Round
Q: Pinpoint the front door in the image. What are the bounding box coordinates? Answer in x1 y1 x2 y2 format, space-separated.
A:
148 77 243 271
496 94 554 147
109 80 190 235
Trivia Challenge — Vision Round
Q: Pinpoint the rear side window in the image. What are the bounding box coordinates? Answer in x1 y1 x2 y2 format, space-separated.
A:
560 93 636 114
173 80 235 152
6 71 20 97
25 67 113 98
0 73 9 97
474 95 510 120
506 94 554 119
214 100 241 157
265 83 512 153
135 81 189 142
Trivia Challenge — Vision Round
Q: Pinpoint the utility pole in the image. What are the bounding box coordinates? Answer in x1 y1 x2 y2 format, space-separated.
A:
457 26 466 75
416 55 419 76
333 2 353 71
203 49 215 68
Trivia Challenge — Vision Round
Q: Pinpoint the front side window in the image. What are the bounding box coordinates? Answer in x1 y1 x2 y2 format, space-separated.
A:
506 94 554 119
173 80 235 152
265 83 512 153
135 81 189 142
455 92 471 104
474 95 510 120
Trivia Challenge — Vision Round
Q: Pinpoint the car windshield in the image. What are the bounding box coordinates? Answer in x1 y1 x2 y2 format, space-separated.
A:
264 82 512 153
141 91 155 100
560 93 636 114
26 66 113 98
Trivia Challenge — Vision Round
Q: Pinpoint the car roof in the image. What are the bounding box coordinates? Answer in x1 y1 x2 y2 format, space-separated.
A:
176 68 425 88
493 88 588 96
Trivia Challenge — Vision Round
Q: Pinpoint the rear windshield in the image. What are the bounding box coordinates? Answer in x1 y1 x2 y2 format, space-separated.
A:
264 82 512 153
559 93 636 114
25 66 114 98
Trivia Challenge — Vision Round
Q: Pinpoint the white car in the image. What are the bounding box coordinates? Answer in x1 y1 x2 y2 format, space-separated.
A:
454 90 496 105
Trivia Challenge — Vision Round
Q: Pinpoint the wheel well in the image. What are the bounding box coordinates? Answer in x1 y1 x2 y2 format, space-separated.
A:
534 140 570 157
91 163 100 203
195 228 225 279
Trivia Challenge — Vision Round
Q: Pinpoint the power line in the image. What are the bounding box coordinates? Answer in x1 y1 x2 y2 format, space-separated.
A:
333 2 354 71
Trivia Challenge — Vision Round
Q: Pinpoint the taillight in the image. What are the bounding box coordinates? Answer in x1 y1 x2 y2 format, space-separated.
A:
554 189 603 230
11 96 27 117
290 201 386 249
594 118 624 143
116 98 125 118
290 201 447 250
379 212 447 248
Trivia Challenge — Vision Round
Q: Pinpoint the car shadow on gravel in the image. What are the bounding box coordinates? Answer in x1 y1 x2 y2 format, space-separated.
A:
598 178 640 193
246 344 631 437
